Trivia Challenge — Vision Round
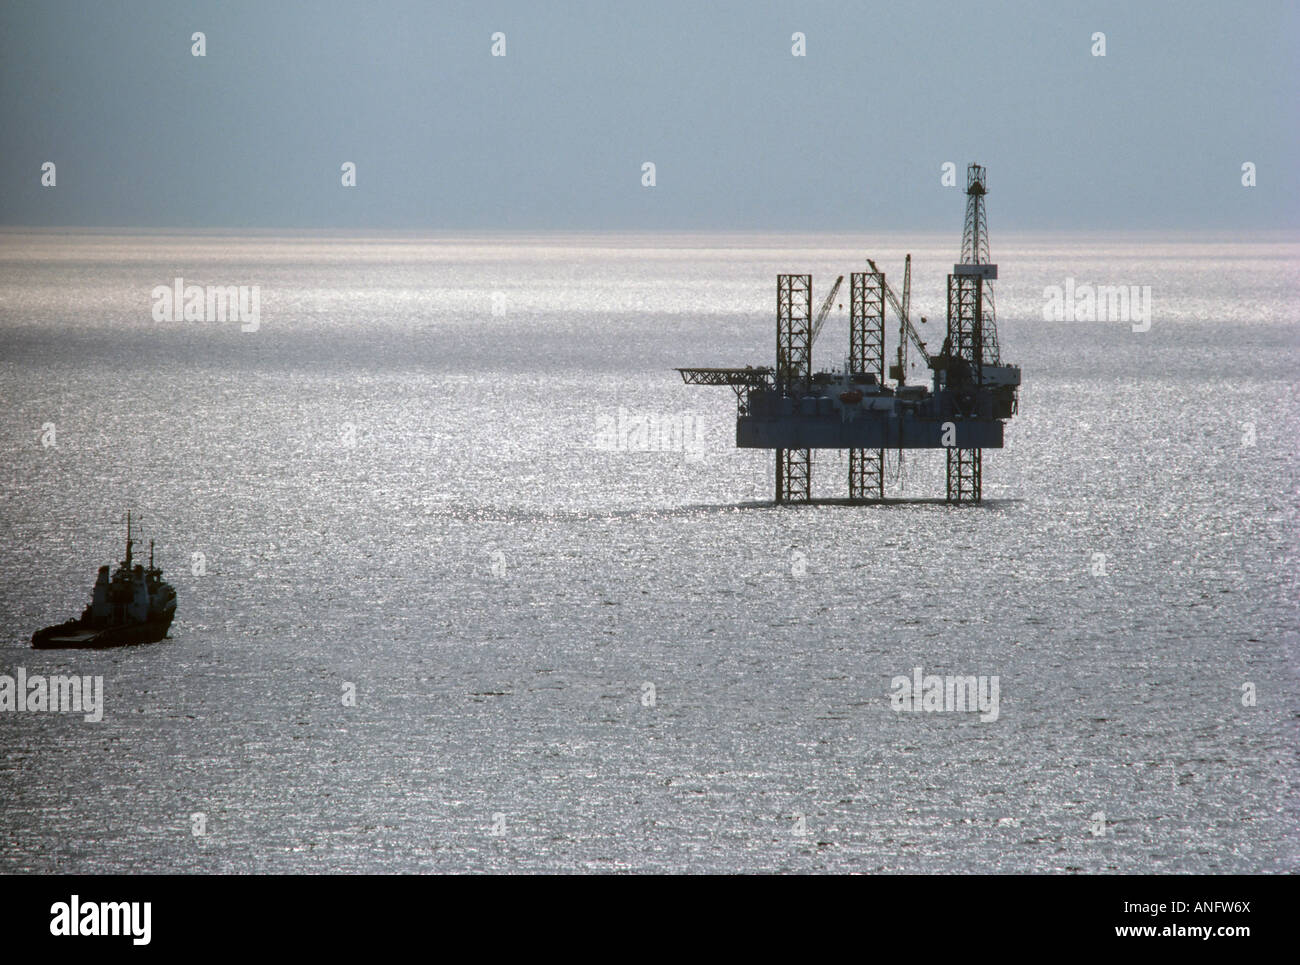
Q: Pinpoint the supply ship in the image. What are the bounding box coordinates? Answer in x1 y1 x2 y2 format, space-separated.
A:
31 514 177 649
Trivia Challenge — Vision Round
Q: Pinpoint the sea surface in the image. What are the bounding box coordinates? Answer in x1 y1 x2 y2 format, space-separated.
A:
0 229 1296 873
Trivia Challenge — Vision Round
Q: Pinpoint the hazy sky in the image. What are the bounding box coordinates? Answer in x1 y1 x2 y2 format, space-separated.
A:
1 0 1295 230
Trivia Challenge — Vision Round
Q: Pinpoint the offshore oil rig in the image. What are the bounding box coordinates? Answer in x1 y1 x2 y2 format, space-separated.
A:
677 163 1019 504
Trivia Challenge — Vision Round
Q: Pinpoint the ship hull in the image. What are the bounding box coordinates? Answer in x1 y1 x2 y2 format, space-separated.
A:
31 617 172 650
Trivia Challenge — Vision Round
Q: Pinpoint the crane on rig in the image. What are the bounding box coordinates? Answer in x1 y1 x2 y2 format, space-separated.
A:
809 275 844 349
868 256 931 382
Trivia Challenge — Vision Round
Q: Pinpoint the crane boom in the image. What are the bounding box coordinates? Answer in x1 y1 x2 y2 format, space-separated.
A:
901 254 911 327
867 258 930 368
809 275 844 347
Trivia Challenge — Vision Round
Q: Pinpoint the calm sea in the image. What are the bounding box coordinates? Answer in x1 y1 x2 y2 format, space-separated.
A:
1 229 1296 872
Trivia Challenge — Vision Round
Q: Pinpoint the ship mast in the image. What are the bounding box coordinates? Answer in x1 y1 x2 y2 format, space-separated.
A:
125 511 133 568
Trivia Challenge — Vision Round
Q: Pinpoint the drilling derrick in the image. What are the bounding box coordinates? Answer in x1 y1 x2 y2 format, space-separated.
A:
959 163 999 365
676 162 1020 506
944 163 1006 502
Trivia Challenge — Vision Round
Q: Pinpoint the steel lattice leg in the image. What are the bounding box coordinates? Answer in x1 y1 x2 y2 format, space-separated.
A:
776 448 812 503
946 448 982 504
848 448 884 501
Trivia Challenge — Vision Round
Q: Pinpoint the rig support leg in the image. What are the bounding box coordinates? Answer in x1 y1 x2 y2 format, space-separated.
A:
776 448 811 503
946 448 982 504
848 448 884 501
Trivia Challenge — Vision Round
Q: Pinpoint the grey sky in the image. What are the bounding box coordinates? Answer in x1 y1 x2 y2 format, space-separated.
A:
1 0 1295 230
